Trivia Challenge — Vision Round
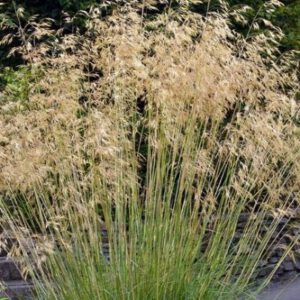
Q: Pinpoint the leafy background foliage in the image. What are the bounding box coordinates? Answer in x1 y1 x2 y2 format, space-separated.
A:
0 1 299 50
0 0 299 113
227 0 300 51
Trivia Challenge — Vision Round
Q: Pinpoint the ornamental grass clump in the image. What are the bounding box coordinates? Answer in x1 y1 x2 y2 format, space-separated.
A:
0 1 300 299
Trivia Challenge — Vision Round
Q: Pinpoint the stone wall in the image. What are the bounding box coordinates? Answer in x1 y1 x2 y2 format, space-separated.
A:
236 213 300 282
0 249 33 300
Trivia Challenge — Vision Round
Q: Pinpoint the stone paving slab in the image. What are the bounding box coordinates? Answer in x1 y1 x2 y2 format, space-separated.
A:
259 277 300 300
0 280 33 300
0 256 32 299
0 257 23 282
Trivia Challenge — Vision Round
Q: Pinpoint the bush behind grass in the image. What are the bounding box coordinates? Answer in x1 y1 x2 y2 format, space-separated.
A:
0 3 300 299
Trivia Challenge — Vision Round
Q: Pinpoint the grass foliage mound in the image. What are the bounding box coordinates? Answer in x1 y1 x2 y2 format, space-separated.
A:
0 2 300 299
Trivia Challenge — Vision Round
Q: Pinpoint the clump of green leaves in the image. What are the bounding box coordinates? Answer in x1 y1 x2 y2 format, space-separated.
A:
0 66 37 109
274 0 300 51
226 0 300 51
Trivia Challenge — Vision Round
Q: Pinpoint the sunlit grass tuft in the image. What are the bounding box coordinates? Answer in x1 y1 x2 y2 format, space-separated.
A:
0 2 299 299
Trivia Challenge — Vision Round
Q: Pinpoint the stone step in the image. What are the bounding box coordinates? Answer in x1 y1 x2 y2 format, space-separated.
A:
0 257 23 281
0 280 33 300
0 249 8 257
